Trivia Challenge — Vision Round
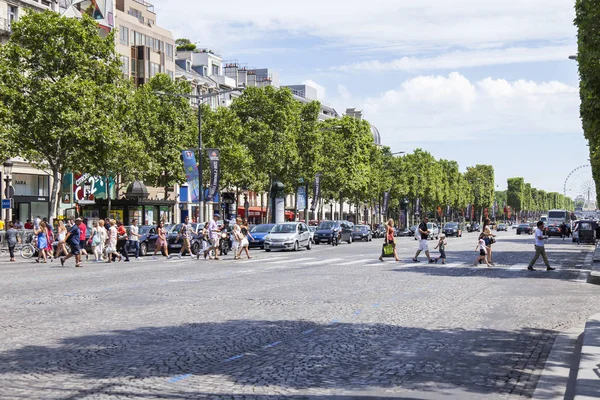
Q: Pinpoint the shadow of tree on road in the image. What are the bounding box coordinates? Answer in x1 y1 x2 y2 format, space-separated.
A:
0 320 569 399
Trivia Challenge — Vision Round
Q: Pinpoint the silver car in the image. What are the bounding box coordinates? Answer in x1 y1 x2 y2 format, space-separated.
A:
264 222 312 252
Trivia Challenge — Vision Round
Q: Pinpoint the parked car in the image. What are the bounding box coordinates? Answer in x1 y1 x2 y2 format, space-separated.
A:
314 220 353 245
352 225 372 241
442 222 462 237
516 224 532 235
414 222 439 240
497 223 507 232
249 224 275 249
308 225 316 243
264 222 312 251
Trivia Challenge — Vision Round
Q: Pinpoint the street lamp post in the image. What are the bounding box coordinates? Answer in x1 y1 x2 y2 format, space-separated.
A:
3 161 14 229
155 88 242 222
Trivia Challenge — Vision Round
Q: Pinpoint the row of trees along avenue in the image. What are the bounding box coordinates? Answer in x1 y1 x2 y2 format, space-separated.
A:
0 12 569 223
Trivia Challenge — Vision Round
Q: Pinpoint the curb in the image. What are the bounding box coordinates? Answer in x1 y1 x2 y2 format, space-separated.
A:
588 247 600 285
574 313 600 399
532 325 585 400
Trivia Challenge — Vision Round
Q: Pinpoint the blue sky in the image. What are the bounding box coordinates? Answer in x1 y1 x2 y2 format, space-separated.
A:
156 0 587 195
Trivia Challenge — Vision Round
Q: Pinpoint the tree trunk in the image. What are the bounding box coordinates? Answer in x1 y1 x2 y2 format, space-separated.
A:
106 176 112 217
339 193 343 220
266 177 272 224
49 167 60 226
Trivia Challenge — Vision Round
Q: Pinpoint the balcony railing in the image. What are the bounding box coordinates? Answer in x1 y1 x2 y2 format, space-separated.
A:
0 17 11 35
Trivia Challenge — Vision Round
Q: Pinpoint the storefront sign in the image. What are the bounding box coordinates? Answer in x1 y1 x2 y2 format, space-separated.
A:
206 149 220 202
1 199 13 209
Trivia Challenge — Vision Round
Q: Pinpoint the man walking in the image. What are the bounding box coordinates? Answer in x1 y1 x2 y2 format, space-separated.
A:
129 219 141 259
60 217 82 268
413 216 434 263
176 216 194 258
201 214 221 260
528 221 555 271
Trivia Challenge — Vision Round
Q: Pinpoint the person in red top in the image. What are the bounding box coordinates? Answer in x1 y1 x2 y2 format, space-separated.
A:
24 220 33 229
79 219 88 261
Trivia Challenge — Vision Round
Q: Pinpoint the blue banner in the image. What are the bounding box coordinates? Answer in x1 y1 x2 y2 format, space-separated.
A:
297 186 307 210
182 150 200 202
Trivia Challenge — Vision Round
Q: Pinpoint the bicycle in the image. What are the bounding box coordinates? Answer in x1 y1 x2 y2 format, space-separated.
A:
18 242 35 259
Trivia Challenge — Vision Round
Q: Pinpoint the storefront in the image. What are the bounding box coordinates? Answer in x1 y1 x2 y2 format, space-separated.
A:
237 206 294 224
11 173 50 222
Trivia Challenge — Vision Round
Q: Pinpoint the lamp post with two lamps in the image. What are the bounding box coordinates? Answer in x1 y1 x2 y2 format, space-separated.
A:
155 88 243 222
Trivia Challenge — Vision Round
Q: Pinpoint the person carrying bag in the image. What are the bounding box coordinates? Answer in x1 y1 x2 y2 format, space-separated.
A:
379 219 400 262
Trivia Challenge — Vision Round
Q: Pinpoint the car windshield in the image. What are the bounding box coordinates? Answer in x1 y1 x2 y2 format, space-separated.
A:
139 226 152 235
251 224 274 233
354 225 368 231
519 224 529 228
308 226 316 232
499 224 506 227
444 223 457 228
164 225 176 233
271 224 297 233
318 221 337 230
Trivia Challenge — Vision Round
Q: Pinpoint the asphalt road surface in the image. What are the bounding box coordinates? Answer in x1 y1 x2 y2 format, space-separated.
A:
1 230 600 399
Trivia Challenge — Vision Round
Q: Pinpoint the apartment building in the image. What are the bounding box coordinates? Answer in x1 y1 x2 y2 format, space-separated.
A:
114 0 175 86
0 0 57 43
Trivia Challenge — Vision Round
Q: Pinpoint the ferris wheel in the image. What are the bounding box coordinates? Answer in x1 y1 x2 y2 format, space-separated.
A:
564 165 596 210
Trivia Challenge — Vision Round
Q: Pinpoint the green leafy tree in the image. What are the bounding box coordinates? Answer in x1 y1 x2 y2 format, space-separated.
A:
175 38 196 52
465 165 495 222
575 0 600 204
131 74 197 198
507 177 525 214
0 11 129 219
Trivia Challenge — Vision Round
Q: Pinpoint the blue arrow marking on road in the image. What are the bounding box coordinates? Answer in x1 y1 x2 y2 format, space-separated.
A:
167 374 191 383
302 329 314 335
264 341 281 349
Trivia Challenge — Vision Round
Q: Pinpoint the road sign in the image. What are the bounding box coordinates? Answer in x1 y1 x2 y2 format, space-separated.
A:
1 199 13 209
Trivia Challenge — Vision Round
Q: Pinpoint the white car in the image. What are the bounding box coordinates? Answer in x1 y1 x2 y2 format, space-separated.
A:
414 222 439 240
264 222 312 252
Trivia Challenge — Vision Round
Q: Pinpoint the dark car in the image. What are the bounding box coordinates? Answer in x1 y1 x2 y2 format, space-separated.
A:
395 227 412 237
516 224 532 235
497 223 507 232
373 225 386 239
545 224 562 237
249 224 275 249
442 222 462 237
467 223 481 233
314 220 353 244
352 225 372 241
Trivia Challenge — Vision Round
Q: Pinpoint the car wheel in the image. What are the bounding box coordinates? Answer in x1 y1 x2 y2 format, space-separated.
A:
191 242 200 256
293 241 299 251
347 237 352 244
307 240 312 250
315 241 320 245
140 242 148 257
265 249 271 252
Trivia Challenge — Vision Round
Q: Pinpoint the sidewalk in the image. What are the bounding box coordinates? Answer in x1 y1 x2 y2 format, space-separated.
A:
575 313 600 399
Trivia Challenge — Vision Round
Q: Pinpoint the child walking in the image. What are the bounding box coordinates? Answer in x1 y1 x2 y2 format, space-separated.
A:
434 234 447 264
473 233 491 267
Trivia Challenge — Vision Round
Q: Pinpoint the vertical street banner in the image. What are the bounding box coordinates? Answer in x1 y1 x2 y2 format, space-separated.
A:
415 198 421 216
297 186 307 210
310 173 322 212
467 204 471 220
382 191 390 215
206 149 220 202
181 150 200 202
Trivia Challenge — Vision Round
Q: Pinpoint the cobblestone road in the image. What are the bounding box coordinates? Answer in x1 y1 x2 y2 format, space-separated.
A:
1 230 599 399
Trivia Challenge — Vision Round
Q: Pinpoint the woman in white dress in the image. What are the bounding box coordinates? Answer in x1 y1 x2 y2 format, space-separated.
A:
106 219 122 263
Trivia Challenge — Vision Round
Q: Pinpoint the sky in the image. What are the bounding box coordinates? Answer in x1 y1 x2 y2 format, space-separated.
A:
155 0 588 195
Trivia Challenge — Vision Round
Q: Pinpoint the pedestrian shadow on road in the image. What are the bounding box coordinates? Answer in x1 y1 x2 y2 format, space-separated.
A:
0 319 570 399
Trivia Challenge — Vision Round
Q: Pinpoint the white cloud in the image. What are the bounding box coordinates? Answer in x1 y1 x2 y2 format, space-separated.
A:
302 79 327 101
348 73 581 145
155 0 576 60
335 45 577 72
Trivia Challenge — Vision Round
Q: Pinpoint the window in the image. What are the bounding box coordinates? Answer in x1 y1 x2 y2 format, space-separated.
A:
212 64 220 76
119 26 129 45
167 70 174 80
131 58 137 76
149 62 160 78
165 43 174 60
120 55 129 76
7 6 17 28
135 31 144 46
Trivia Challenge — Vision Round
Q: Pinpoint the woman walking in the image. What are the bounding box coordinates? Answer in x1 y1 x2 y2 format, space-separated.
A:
35 221 48 263
473 233 491 267
96 220 107 262
106 219 122 263
6 222 20 262
45 222 54 262
379 219 400 262
232 218 244 260
482 218 496 265
236 218 254 259
152 221 171 260
89 221 101 262
55 221 68 258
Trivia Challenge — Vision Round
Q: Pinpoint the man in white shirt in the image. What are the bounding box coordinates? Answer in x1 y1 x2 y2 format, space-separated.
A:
129 219 141 259
528 221 555 271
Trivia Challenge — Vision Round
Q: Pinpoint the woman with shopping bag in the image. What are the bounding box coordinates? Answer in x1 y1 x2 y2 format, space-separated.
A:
379 219 400 262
